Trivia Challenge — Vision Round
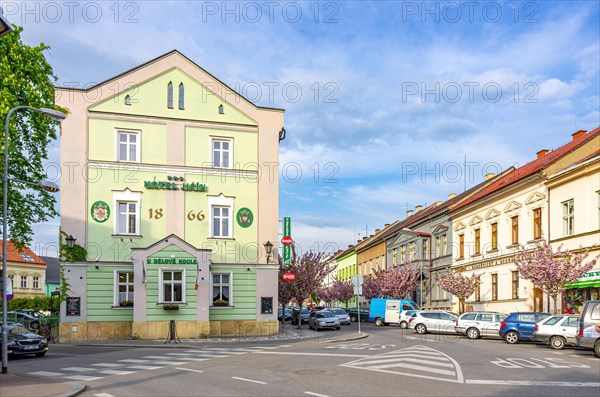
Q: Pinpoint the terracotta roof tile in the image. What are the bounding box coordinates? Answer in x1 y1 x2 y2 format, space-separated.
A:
0 241 47 266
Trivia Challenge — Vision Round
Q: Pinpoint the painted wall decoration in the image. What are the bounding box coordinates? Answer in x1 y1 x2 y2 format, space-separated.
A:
236 207 254 228
91 201 110 222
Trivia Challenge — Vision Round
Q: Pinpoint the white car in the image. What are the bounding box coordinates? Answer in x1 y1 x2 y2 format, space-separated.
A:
532 314 579 350
408 310 458 334
455 311 506 339
398 310 417 329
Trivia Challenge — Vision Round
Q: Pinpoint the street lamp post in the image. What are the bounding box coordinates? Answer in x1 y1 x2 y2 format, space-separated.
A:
263 241 273 264
2 106 65 374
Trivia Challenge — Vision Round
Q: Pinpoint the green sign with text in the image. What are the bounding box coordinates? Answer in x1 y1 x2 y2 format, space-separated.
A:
283 217 291 265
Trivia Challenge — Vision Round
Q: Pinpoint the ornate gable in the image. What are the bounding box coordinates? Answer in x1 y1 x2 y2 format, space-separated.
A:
525 192 547 206
432 224 449 235
454 221 466 232
485 209 501 221
504 200 522 214
468 216 483 227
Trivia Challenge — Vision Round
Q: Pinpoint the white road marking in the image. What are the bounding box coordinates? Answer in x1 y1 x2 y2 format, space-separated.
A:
304 392 331 397
177 367 204 373
118 359 150 363
97 369 136 376
466 380 600 387
61 367 94 372
28 371 64 377
92 363 125 368
254 351 369 358
94 393 115 397
152 361 189 365
127 365 164 370
61 374 104 381
232 376 267 384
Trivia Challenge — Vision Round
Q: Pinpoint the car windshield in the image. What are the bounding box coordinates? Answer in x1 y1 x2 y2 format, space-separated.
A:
301 308 310 314
8 324 30 334
330 309 345 315
316 312 334 318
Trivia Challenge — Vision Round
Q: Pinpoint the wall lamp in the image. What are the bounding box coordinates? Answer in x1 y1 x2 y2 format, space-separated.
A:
264 241 273 264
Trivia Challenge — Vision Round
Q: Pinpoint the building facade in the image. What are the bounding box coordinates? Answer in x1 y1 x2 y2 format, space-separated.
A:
449 129 599 314
0 241 47 298
55 51 284 341
335 246 358 308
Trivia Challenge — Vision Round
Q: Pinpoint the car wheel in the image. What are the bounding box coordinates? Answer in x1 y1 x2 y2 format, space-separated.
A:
375 318 384 326
336 326 341 330
415 324 427 334
549 336 566 350
594 340 600 358
399 321 408 329
350 316 357 322
35 351 46 357
466 327 480 340
504 331 519 344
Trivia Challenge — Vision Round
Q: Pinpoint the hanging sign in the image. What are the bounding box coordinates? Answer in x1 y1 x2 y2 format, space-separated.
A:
282 271 296 282
283 217 291 264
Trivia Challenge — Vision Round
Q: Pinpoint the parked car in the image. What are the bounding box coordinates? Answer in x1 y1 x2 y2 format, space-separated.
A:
327 308 351 325
308 310 340 331
499 312 551 344
13 309 47 318
408 310 458 334
0 321 48 357
5 311 41 331
455 311 506 339
278 306 293 321
532 314 578 350
398 310 417 329
575 300 600 357
346 308 370 322
368 298 420 326
291 307 311 325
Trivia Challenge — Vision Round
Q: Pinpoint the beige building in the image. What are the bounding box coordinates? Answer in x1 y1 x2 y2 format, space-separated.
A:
449 129 599 314
0 241 47 298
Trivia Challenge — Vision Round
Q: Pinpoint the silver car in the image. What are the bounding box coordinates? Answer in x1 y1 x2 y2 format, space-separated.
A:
455 311 506 339
327 308 351 325
309 310 341 331
408 310 458 334
532 314 578 350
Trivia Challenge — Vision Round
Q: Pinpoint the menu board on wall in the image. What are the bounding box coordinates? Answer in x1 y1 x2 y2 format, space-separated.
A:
66 296 81 316
261 297 273 314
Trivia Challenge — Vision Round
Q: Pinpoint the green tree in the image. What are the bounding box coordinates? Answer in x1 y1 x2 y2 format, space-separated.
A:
1 26 63 250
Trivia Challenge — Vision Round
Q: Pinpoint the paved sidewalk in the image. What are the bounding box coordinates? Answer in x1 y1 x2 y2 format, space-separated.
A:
0 373 85 397
0 323 367 397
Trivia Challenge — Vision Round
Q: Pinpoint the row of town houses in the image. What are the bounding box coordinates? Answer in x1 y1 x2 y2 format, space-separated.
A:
327 128 600 315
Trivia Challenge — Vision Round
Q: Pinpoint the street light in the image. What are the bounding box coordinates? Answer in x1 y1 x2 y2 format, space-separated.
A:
65 235 77 250
0 6 14 38
2 105 65 374
264 241 273 264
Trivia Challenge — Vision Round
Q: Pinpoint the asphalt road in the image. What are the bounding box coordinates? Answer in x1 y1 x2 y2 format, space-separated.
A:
6 322 600 396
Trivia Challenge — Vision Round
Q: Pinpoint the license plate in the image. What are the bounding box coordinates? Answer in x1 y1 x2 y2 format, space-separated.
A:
23 345 38 350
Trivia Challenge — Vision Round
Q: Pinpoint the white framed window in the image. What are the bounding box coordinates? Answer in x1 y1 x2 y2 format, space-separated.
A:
211 138 232 168
116 130 140 162
33 276 39 289
113 189 141 235
20 275 27 288
114 271 134 306
211 272 231 305
160 269 185 303
441 234 447 256
562 199 574 236
208 194 234 238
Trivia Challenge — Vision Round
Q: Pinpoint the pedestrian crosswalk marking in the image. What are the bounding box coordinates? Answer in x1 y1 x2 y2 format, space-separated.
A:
29 371 65 377
61 367 94 372
97 369 136 376
340 345 464 383
118 359 150 363
61 374 105 381
92 363 125 368
127 365 164 370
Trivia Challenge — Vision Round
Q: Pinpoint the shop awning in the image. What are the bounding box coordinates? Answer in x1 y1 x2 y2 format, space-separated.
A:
565 271 600 289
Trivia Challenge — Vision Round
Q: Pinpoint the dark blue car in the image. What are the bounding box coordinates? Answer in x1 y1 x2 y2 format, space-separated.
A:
499 312 550 344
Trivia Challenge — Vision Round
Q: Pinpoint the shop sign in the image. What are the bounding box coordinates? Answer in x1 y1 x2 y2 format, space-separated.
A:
282 271 296 282
236 207 254 228
283 217 291 264
147 258 198 265
91 201 110 223
66 297 81 316
144 175 207 192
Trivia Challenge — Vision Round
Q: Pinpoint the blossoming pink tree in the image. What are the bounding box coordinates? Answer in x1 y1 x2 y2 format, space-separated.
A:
381 262 420 299
361 268 386 302
329 278 355 307
516 242 597 313
437 271 482 314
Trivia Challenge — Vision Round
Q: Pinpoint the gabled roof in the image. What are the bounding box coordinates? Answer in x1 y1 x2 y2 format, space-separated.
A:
40 256 60 283
56 50 284 112
451 128 600 212
0 241 46 267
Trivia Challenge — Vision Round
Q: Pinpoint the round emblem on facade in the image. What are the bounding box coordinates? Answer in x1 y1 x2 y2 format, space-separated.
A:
91 201 110 223
236 207 253 228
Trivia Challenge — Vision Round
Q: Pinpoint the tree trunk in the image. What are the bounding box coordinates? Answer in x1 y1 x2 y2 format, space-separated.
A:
551 295 558 314
459 298 465 315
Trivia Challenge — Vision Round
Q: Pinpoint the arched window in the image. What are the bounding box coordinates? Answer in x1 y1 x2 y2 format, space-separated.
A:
124 95 131 105
218 104 224 114
167 82 173 109
178 83 185 110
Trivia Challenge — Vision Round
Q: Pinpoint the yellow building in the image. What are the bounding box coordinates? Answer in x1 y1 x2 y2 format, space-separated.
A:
0 241 47 298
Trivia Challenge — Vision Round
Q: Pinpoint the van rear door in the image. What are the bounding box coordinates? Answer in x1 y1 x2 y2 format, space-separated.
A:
384 300 401 323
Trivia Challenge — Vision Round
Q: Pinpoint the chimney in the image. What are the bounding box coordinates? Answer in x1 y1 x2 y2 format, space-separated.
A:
384 223 390 228
484 172 495 180
375 229 381 234
362 237 368 241
572 130 586 140
415 205 422 212
407 210 414 217
436 200 443 206
448 193 457 200
536 149 548 159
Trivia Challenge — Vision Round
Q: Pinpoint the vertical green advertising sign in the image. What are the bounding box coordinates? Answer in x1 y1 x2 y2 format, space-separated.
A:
283 217 291 265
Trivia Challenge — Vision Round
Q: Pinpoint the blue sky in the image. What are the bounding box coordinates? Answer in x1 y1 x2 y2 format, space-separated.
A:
6 0 598 258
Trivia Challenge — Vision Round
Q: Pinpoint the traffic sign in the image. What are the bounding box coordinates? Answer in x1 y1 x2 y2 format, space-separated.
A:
281 236 293 245
1 277 14 301
351 274 364 287
282 271 296 282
